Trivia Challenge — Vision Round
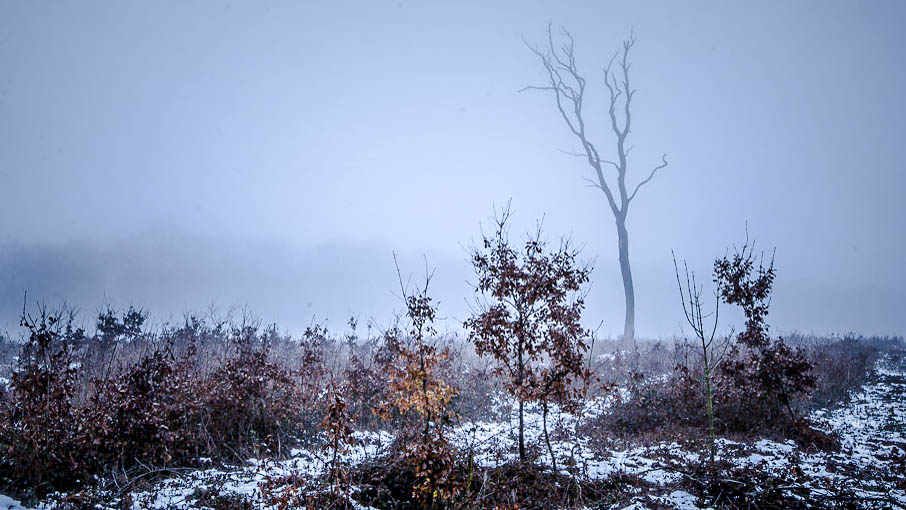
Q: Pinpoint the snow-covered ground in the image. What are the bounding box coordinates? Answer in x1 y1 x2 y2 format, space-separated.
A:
0 494 29 510
4 353 905 509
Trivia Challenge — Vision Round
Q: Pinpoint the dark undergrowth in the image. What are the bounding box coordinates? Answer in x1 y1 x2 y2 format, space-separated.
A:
0 303 900 507
349 458 644 510
677 459 868 510
584 334 898 451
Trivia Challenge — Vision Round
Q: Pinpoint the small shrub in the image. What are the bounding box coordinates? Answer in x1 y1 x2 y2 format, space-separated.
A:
712 239 815 430
586 364 702 440
322 381 356 505
804 334 888 409
0 308 86 495
1 308 318 497
190 487 255 510
84 305 147 383
342 346 391 429
376 267 461 507
202 324 305 459
83 340 204 471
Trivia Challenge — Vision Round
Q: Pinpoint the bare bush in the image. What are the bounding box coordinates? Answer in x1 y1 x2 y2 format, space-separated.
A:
673 252 729 462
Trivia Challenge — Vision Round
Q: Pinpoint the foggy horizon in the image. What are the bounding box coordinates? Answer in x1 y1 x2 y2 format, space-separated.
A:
2 0 905 339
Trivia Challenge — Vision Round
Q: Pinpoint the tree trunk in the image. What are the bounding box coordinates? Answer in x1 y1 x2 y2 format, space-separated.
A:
617 217 635 342
542 401 557 472
703 348 716 464
518 399 525 462
517 334 526 462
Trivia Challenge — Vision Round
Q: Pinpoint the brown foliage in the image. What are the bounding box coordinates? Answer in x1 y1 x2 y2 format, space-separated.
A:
599 237 820 441
712 239 816 428
0 309 317 496
320 381 357 506
0 308 86 494
376 268 461 506
202 325 306 458
83 340 204 470
464 209 593 464
589 364 702 439
713 242 775 349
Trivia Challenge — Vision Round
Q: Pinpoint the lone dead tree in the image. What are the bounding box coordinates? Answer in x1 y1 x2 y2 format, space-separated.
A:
523 26 668 342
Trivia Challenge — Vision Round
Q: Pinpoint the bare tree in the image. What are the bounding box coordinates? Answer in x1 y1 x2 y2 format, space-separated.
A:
672 252 730 463
523 25 668 342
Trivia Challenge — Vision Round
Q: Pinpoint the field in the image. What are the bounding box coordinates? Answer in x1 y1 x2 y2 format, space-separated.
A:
0 308 902 509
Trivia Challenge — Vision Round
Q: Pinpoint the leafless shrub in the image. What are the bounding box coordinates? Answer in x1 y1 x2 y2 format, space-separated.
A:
673 251 730 462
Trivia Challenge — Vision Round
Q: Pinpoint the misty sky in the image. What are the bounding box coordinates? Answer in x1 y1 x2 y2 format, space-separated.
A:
1 0 904 338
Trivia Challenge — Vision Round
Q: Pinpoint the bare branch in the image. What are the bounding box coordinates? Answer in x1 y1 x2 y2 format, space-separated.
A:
517 85 557 93
628 154 669 203
602 54 624 141
580 176 604 190
619 31 636 139
601 158 620 172
521 24 623 217
557 147 589 158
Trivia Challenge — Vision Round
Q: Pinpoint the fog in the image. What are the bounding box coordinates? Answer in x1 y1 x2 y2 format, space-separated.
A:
1 0 904 337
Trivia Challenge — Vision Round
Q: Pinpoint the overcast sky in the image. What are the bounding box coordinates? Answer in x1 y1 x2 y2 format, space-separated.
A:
1 0 904 338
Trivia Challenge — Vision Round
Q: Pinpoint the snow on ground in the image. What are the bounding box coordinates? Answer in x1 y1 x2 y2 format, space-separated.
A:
0 494 28 510
4 353 905 509
123 430 393 510
609 352 906 508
